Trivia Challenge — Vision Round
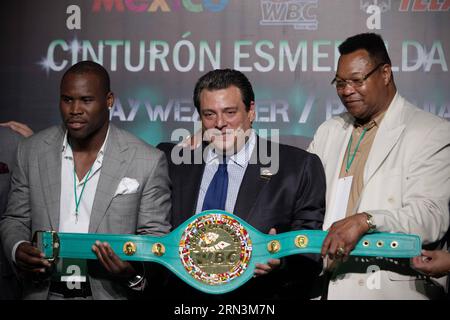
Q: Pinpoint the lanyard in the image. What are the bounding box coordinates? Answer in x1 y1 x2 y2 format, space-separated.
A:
345 127 368 173
73 164 94 223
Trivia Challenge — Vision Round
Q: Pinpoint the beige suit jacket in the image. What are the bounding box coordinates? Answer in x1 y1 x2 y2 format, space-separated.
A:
308 93 450 299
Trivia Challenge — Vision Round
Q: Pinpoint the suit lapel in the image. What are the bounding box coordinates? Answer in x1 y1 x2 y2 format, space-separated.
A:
89 125 132 233
323 117 353 229
364 95 406 185
233 163 267 221
39 126 64 231
180 155 205 220
234 137 269 221
182 164 205 220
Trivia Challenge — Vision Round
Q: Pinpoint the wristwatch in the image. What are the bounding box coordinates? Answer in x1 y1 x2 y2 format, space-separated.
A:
128 274 145 288
127 262 146 289
365 213 377 233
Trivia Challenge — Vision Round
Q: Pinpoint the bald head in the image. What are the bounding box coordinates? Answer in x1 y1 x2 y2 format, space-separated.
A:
61 61 110 95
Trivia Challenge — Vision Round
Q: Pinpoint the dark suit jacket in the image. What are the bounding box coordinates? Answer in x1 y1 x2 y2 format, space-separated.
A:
156 137 326 301
0 126 22 299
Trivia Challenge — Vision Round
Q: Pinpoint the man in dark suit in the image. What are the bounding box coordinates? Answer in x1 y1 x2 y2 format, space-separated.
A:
0 126 23 299
157 69 326 300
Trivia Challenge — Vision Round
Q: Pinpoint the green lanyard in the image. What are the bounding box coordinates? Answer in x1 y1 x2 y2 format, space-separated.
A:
73 164 94 223
345 128 368 173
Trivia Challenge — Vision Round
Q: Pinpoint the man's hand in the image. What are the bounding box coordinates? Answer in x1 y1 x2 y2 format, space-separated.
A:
321 213 370 260
412 250 450 278
92 241 136 278
15 242 51 274
254 228 281 277
0 121 34 138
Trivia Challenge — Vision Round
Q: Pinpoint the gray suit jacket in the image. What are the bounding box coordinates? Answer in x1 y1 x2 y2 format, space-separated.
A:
0 126 22 299
0 124 171 299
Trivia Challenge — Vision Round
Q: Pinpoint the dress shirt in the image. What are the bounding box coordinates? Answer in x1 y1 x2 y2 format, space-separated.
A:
59 128 109 232
339 112 385 217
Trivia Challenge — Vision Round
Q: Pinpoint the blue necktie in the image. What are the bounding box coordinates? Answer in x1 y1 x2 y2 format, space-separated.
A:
202 161 228 211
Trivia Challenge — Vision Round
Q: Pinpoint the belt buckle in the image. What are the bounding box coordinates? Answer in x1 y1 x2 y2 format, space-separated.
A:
33 230 60 263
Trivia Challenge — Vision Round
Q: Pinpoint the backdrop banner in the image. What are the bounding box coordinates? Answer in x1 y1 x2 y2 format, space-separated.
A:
1 0 449 148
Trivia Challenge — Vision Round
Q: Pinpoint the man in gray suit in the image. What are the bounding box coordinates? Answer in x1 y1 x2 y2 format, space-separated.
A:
0 61 171 299
0 126 23 299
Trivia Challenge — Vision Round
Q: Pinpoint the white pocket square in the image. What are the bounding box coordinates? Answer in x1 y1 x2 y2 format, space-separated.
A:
114 177 140 197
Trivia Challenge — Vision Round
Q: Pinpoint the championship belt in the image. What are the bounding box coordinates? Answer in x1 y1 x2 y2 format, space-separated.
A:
35 210 421 294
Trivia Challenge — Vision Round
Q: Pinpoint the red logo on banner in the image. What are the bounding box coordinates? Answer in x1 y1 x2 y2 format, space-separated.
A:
399 0 450 11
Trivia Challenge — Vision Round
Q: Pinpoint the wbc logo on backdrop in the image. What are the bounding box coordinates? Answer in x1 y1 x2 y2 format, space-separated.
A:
260 0 318 30
360 0 391 12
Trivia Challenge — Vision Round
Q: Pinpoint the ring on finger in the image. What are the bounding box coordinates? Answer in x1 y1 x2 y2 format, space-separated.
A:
336 247 345 257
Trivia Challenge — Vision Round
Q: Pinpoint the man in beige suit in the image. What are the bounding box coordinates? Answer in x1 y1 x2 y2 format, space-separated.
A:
308 33 450 299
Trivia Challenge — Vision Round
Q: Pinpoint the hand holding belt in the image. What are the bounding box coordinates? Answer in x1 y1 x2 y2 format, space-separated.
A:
35 210 421 294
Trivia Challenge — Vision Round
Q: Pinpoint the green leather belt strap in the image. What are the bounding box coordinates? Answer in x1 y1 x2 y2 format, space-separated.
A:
35 210 421 294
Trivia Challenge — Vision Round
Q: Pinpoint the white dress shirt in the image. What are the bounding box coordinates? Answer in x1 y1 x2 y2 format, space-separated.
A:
58 129 109 232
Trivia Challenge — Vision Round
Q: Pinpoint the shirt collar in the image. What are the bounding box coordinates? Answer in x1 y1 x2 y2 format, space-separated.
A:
62 126 110 164
354 91 399 130
354 109 387 131
206 129 256 168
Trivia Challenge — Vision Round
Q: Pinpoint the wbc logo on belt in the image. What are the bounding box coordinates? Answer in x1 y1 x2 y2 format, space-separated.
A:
179 214 252 285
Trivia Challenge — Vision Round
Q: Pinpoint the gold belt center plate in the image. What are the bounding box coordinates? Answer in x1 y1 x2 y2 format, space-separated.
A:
179 214 252 286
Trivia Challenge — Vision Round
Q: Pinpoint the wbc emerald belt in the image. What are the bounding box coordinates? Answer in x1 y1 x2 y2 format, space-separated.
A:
35 210 421 294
